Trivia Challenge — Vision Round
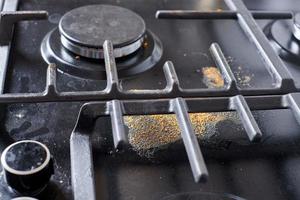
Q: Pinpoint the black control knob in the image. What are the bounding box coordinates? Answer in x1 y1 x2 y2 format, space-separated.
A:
1 140 54 195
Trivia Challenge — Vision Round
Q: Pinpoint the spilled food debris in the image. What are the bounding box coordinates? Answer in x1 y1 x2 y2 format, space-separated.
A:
201 66 224 88
125 61 240 157
236 66 254 87
227 56 254 87
125 113 236 152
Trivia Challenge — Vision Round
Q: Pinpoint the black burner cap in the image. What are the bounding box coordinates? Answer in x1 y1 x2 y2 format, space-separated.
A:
59 4 146 48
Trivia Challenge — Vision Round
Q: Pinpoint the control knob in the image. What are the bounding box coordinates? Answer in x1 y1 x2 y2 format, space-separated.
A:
1 140 54 195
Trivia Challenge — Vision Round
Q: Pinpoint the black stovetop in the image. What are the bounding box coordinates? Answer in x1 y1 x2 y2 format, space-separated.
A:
2 0 300 199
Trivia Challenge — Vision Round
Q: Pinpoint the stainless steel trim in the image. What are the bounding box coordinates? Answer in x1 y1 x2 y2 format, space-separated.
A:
60 34 144 59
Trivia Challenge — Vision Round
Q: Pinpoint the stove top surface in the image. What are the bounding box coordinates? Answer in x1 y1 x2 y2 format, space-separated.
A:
1 0 300 199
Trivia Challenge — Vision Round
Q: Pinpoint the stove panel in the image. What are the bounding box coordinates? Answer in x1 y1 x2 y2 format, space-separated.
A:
1 0 300 199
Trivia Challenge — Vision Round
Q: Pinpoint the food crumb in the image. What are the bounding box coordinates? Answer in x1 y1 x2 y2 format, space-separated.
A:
240 75 251 84
201 67 224 88
227 56 253 87
143 41 149 48
227 56 235 64
235 65 254 87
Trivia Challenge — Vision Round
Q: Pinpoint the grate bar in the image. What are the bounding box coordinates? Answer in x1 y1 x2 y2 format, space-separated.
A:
108 100 128 149
224 0 296 91
0 45 8 93
45 63 57 96
0 0 18 94
120 95 283 114
68 92 298 190
0 88 292 103
70 105 97 200
230 95 262 142
163 61 180 93
70 134 96 200
156 10 293 20
0 0 4 12
0 10 48 44
209 43 237 91
171 97 208 182
0 38 299 104
0 86 293 106
284 93 300 125
103 40 120 94
1 0 18 12
0 10 48 20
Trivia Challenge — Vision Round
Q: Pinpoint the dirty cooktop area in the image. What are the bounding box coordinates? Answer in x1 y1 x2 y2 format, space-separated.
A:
2 0 300 200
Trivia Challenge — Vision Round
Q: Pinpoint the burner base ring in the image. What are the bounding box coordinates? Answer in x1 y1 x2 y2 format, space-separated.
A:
264 20 300 64
41 28 163 80
60 34 145 59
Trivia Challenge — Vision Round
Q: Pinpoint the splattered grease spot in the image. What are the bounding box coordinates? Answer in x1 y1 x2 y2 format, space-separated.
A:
125 66 239 156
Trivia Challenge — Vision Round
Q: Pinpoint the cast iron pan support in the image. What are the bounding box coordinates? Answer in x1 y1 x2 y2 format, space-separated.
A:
0 0 300 104
156 0 297 93
68 40 275 200
0 10 47 44
69 93 300 200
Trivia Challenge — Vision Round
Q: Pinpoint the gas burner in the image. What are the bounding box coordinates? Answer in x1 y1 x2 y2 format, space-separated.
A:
41 5 163 80
265 13 300 64
59 5 146 59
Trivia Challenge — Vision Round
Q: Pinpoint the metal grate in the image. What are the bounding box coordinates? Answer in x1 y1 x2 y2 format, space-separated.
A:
1 0 300 200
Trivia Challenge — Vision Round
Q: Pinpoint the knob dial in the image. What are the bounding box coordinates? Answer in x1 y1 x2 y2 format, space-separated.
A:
1 140 54 195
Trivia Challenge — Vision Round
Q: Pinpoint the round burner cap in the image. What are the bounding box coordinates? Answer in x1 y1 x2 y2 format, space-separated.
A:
59 5 146 58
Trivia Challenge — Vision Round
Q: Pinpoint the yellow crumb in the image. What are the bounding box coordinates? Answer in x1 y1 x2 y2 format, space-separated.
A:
202 67 224 88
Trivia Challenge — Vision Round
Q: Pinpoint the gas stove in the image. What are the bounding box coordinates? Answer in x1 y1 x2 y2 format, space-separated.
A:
1 0 300 199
